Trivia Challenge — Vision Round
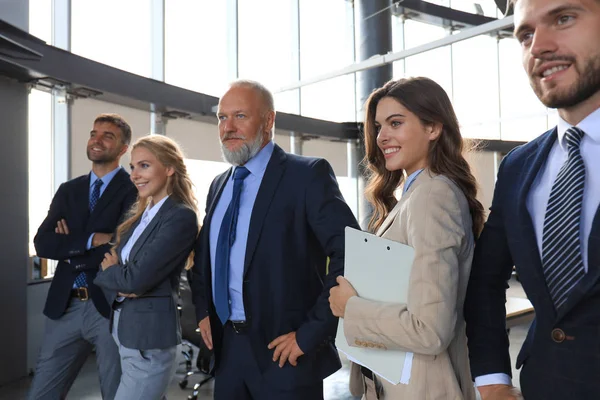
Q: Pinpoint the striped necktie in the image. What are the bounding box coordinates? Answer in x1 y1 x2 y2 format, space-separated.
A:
541 126 586 309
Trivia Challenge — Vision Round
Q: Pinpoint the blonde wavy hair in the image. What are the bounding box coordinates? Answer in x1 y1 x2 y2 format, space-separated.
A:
114 135 199 269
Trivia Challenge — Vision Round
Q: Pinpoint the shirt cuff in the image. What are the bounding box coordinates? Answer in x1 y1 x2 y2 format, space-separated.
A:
87 234 94 250
475 373 512 387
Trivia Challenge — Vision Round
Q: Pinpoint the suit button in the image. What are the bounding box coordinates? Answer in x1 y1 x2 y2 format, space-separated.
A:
552 328 565 343
354 339 361 346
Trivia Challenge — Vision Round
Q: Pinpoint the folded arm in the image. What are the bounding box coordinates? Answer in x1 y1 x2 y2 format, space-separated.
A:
34 183 89 260
344 179 466 355
94 206 198 295
464 158 515 381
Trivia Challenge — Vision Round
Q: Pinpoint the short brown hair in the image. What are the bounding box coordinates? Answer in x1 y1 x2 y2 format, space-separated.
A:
93 113 132 145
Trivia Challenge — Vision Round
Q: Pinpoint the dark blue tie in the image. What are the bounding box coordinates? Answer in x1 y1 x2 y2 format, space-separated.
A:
74 179 104 288
542 127 586 309
214 167 250 324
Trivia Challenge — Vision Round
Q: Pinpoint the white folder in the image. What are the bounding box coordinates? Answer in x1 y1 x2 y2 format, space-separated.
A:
336 226 415 385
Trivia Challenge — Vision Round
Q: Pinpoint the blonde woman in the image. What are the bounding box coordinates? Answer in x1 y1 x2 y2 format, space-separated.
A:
95 135 198 400
329 77 484 399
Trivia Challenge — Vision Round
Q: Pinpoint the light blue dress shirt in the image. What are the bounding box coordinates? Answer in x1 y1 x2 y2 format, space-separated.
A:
404 168 424 194
86 166 122 249
209 141 275 321
73 166 122 289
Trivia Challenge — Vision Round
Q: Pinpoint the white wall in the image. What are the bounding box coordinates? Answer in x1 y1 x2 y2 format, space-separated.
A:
465 150 498 213
70 98 151 178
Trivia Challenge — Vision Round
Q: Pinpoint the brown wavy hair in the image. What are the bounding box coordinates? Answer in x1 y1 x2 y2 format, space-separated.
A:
114 135 199 269
363 77 485 237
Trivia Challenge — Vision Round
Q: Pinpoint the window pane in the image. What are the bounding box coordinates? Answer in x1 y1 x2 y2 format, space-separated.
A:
405 47 453 100
165 1 230 96
29 0 51 43
298 0 355 121
238 0 296 89
301 75 356 122
71 0 152 77
498 38 549 141
404 20 448 49
452 35 500 139
299 0 354 77
28 90 53 259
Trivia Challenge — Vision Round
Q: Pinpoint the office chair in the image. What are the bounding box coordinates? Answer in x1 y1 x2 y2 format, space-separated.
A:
178 269 213 400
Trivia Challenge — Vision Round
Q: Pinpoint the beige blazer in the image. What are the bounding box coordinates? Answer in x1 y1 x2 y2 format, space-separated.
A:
344 170 476 400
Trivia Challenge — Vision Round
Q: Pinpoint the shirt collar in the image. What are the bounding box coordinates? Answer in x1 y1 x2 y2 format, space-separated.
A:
234 140 274 179
143 195 169 222
90 166 121 188
404 168 425 194
556 107 600 151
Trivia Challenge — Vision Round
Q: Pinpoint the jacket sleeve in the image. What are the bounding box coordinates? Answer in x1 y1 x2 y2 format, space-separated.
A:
190 179 219 323
343 179 467 355
34 183 88 260
464 156 515 378
93 206 198 295
295 159 360 354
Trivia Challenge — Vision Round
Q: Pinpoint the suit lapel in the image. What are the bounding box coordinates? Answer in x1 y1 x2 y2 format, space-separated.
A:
127 197 176 263
78 174 92 220
201 170 231 285
557 203 600 321
243 144 287 276
516 129 557 317
90 168 129 218
375 170 431 237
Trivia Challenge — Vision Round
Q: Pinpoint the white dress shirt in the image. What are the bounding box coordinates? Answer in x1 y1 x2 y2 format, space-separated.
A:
115 196 169 301
476 108 600 387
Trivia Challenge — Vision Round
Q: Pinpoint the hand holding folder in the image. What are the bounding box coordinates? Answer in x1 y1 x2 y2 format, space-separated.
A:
335 227 415 385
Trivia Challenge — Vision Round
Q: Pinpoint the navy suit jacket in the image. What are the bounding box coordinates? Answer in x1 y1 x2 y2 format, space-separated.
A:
464 128 600 398
191 144 360 390
34 168 137 319
94 197 198 350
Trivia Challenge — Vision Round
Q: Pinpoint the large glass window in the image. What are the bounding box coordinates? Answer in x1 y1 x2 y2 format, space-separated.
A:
237 0 296 90
28 90 53 261
297 0 355 121
29 0 51 43
498 38 549 141
165 1 230 96
452 35 500 139
71 0 152 77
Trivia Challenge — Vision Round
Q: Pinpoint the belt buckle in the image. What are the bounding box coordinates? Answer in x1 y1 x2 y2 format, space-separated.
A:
230 320 246 334
77 287 89 301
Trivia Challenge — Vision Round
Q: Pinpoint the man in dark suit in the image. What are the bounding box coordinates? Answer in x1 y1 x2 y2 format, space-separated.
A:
29 114 137 399
464 0 600 399
191 80 359 400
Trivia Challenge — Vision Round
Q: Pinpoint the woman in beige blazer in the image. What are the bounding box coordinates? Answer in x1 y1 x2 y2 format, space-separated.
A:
329 77 485 400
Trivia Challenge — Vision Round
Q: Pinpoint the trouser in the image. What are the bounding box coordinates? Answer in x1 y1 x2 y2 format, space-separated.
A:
28 298 120 400
111 308 178 400
214 322 324 400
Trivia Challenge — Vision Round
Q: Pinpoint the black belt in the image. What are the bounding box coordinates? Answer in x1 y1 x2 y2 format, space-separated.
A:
226 320 249 334
70 287 89 301
361 365 374 380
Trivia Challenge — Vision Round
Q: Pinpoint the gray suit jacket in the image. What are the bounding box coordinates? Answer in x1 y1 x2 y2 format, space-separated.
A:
344 171 476 400
94 196 198 350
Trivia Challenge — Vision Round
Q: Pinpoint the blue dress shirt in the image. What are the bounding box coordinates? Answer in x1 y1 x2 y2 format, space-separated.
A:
73 166 122 289
404 168 424 194
209 141 275 321
86 166 122 249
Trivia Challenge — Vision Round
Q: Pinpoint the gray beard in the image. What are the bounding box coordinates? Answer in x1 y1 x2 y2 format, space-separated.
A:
220 127 265 166
532 53 600 109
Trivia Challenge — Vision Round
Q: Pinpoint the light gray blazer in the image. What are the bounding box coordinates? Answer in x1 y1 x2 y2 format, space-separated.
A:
94 196 198 350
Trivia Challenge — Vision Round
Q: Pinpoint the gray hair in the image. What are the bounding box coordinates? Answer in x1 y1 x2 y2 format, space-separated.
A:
229 79 275 113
